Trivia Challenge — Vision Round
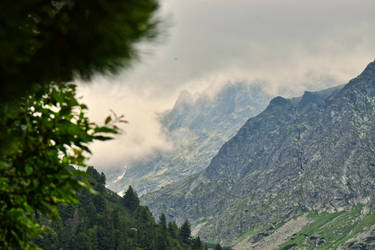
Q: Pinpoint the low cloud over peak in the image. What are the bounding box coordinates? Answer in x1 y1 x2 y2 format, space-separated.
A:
78 0 375 169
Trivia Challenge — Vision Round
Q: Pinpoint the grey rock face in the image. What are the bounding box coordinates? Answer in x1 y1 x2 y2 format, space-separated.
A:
106 83 271 195
142 61 375 244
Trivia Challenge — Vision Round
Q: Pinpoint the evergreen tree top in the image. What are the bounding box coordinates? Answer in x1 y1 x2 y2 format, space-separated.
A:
122 185 140 211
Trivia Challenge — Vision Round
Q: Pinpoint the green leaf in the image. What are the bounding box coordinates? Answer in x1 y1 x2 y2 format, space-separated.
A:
93 135 113 141
25 166 33 175
94 126 117 134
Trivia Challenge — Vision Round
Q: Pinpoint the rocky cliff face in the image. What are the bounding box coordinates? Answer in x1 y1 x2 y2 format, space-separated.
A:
142 61 375 244
106 83 271 195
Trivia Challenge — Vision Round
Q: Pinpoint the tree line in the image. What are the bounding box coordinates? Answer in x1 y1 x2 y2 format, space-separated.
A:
35 167 225 250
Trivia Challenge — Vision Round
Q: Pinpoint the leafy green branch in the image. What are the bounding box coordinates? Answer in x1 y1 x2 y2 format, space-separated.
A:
0 83 124 249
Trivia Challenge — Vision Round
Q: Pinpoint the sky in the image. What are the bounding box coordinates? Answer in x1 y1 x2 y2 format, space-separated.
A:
78 0 375 170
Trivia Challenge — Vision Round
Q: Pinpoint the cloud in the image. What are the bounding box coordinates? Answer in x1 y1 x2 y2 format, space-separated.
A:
78 79 174 169
117 0 375 95
78 0 375 169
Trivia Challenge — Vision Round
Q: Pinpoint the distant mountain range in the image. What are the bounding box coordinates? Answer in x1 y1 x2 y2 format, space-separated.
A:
142 61 375 248
105 83 272 195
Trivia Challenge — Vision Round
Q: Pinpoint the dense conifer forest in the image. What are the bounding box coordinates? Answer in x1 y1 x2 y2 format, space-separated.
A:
34 167 225 250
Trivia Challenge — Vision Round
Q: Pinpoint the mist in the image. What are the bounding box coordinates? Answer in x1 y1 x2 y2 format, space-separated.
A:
78 0 375 169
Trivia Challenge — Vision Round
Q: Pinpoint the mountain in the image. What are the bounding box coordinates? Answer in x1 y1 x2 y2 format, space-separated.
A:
35 167 211 250
142 61 375 248
105 83 271 195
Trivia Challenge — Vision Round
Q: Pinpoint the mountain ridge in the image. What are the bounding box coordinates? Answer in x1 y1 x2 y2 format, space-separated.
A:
105 83 272 195
142 61 375 246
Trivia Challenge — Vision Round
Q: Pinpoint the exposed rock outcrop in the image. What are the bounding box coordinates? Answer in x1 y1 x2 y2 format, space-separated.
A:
142 61 375 244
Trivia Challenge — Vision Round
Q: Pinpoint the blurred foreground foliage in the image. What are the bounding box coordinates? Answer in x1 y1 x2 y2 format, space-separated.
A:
0 83 119 249
0 0 159 102
0 0 161 248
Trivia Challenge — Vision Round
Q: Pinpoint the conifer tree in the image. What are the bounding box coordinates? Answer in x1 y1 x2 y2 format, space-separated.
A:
179 219 191 244
192 236 202 249
168 221 179 237
122 186 140 211
159 213 167 230
215 243 223 250
156 233 168 250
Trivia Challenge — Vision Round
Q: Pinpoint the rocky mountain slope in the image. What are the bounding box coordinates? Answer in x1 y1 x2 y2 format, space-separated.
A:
106 83 271 195
142 61 375 247
233 204 375 250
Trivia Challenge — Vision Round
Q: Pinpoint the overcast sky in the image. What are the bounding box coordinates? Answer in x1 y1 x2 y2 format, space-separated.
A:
78 0 375 170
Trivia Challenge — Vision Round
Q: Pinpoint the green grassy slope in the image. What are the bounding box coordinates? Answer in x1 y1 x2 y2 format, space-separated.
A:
278 205 375 250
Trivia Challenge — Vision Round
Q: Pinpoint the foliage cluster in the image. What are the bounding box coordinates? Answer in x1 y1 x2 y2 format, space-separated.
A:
0 83 119 249
0 0 161 248
0 0 160 102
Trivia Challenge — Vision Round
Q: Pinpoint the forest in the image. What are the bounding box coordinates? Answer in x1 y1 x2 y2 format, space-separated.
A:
34 167 225 250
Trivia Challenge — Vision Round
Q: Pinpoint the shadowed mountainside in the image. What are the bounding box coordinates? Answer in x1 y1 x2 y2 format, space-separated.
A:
142 61 375 247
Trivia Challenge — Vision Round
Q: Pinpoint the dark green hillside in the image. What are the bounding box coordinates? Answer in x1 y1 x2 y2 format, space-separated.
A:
35 167 209 250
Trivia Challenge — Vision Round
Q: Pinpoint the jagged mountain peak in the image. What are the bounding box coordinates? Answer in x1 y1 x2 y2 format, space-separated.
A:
173 90 194 108
263 96 294 115
361 60 375 77
105 82 272 195
343 60 375 91
297 91 325 112
142 61 375 245
269 96 291 106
